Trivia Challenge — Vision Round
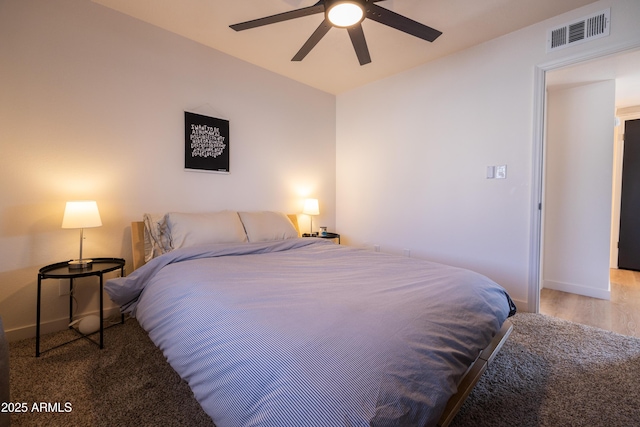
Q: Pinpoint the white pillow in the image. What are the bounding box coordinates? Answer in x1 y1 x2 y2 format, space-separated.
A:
239 211 298 242
166 211 248 249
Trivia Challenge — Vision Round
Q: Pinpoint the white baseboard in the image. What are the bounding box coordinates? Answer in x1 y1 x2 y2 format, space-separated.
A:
4 306 123 343
510 298 528 313
543 280 611 301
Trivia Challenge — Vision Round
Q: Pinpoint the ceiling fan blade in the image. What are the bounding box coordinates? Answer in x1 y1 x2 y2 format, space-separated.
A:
292 19 332 62
366 3 442 42
230 2 325 31
347 24 371 65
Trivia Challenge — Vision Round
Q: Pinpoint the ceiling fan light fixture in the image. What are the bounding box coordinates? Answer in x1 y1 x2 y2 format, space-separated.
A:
326 1 365 28
230 0 442 66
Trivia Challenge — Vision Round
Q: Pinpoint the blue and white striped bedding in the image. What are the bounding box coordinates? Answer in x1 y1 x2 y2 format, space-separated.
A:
106 238 514 427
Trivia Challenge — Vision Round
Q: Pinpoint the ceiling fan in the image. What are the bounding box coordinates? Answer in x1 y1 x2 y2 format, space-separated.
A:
230 0 442 66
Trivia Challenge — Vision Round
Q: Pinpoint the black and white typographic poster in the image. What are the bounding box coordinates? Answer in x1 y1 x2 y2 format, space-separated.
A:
184 111 230 173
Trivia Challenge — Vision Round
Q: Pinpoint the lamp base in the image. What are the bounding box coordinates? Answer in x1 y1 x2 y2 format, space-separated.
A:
68 259 93 269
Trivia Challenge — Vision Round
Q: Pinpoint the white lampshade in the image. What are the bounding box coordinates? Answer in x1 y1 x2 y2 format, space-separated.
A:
62 201 102 269
326 1 364 27
62 201 102 229
302 198 320 216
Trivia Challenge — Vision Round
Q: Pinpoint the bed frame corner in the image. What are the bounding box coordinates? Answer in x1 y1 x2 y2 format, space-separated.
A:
436 319 513 427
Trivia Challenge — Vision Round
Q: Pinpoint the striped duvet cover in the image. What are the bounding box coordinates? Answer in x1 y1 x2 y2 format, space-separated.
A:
106 238 514 427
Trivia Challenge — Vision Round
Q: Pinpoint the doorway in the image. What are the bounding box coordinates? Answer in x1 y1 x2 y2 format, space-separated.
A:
529 45 640 314
542 79 614 301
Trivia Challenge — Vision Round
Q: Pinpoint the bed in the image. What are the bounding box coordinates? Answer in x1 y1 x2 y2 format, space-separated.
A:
106 211 515 427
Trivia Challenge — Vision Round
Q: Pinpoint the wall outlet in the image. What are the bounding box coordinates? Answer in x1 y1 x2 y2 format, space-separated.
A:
59 279 70 296
495 165 507 179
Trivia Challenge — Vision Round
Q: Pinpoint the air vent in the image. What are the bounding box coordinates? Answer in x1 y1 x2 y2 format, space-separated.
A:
547 8 610 52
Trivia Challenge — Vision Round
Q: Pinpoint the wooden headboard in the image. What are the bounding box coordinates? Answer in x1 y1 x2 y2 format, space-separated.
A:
131 214 300 272
131 221 146 272
287 214 300 236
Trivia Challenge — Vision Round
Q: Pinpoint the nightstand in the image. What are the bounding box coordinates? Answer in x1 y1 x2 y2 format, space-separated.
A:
36 257 125 357
302 232 341 244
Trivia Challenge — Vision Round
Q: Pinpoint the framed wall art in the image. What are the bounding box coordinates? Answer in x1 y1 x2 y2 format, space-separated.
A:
184 111 230 173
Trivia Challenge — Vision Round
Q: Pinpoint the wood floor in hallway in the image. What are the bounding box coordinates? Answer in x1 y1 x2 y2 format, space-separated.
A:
540 268 640 338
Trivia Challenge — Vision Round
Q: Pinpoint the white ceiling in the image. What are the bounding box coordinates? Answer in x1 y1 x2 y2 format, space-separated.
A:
92 0 599 94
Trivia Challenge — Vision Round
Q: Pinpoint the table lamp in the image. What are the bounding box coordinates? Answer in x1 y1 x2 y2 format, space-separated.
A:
302 198 319 236
62 201 102 269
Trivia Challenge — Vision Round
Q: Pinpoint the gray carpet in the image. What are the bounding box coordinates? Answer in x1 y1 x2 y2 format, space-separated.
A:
9 317 213 427
451 313 640 427
7 313 640 426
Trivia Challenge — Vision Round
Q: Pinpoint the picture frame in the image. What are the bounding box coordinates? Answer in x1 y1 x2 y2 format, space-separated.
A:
184 111 230 173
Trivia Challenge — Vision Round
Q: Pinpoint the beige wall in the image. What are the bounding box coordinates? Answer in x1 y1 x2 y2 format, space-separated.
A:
0 0 336 340
336 0 640 309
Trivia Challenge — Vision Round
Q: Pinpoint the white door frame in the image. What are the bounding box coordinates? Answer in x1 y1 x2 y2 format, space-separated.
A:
529 40 640 313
